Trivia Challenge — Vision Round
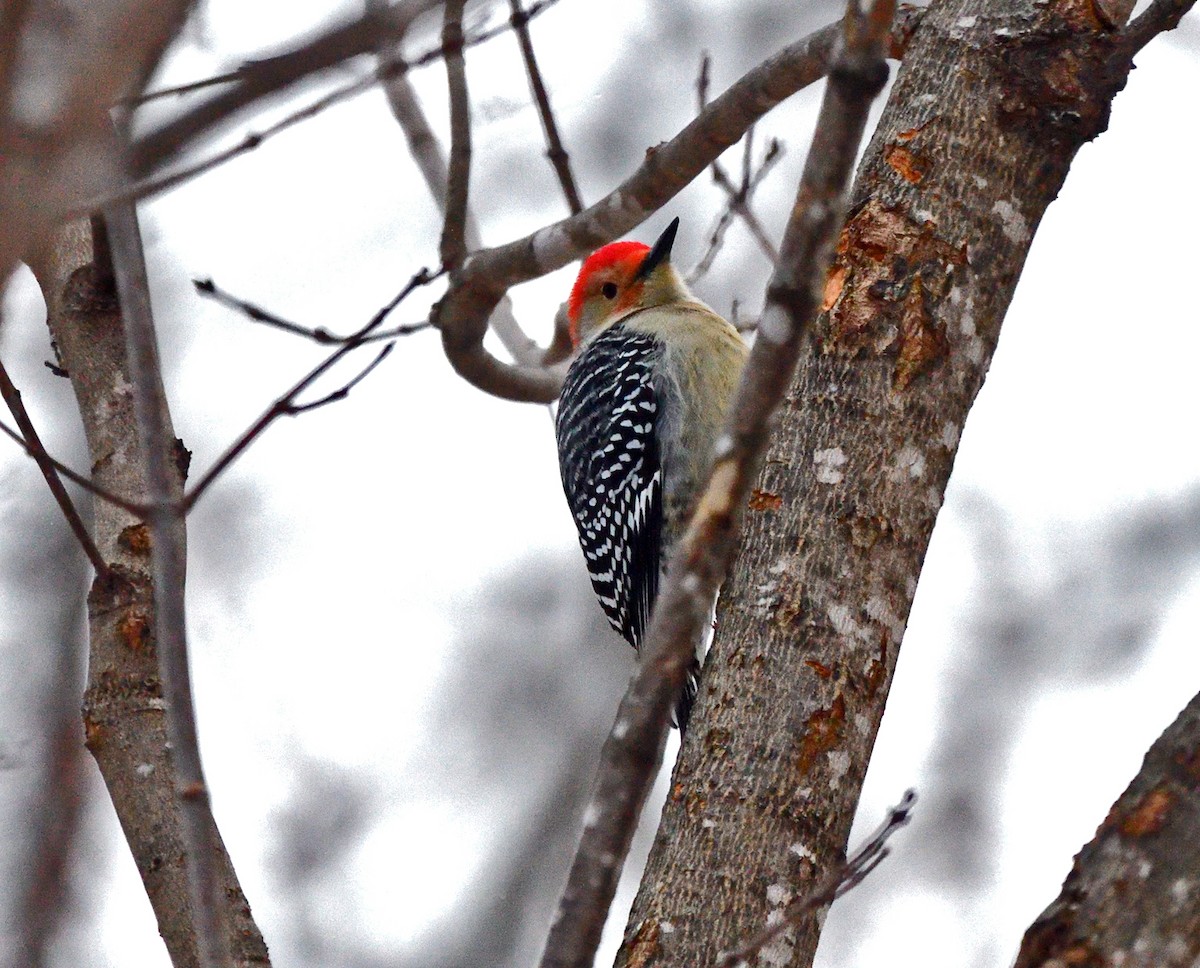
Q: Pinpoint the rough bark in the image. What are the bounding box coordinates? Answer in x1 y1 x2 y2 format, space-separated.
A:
540 7 893 965
27 222 269 968
616 0 1147 965
1014 690 1200 967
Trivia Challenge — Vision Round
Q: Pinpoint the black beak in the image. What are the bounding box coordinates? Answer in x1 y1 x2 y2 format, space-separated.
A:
636 217 679 280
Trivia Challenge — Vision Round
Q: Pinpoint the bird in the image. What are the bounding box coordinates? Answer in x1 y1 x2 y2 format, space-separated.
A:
555 217 748 731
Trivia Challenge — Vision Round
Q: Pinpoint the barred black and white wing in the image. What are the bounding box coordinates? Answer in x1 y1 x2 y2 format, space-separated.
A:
556 324 663 650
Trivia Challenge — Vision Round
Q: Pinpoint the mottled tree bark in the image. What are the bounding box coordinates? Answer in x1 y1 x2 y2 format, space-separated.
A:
27 222 269 968
1015 690 1200 967
616 0 1157 965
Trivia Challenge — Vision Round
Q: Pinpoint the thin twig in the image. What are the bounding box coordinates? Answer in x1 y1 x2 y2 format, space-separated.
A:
193 277 432 343
124 69 384 202
105 191 230 966
121 68 242 106
689 53 783 281
716 790 917 968
287 342 393 413
440 0 471 270
182 266 438 512
689 136 784 283
715 143 785 261
0 359 108 573
0 416 149 515
535 1 895 964
508 0 583 214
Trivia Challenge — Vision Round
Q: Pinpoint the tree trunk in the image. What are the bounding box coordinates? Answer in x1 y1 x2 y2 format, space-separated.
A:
617 0 1144 964
1015 688 1200 967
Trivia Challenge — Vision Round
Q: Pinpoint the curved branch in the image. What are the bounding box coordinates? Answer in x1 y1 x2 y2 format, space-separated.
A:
434 18 845 403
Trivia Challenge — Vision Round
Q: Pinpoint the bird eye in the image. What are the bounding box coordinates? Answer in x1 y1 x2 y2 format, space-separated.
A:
601 282 618 299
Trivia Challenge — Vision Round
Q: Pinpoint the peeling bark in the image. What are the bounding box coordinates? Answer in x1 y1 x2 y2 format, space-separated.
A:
616 0 1156 964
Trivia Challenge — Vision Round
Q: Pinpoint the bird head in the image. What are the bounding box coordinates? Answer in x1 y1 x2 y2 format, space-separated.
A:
567 217 689 346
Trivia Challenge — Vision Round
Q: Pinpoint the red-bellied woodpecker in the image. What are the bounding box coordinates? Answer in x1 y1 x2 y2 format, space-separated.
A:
555 217 748 730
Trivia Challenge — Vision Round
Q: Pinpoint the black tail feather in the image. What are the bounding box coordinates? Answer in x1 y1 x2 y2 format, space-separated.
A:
672 657 701 733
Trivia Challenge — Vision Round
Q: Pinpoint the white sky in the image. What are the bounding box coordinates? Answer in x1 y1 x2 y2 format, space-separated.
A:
1 1 1198 965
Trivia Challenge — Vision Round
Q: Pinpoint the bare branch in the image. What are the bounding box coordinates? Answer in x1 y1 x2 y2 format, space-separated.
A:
436 17 847 403
716 790 917 968
0 359 107 573
689 57 783 281
123 69 243 107
440 0 471 270
536 2 894 964
105 185 232 968
286 342 394 414
508 0 583 214
1121 0 1196 50
1014 690 1200 965
183 267 438 512
688 131 784 283
432 6 928 404
0 413 149 516
28 217 270 966
127 0 445 176
193 277 432 343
